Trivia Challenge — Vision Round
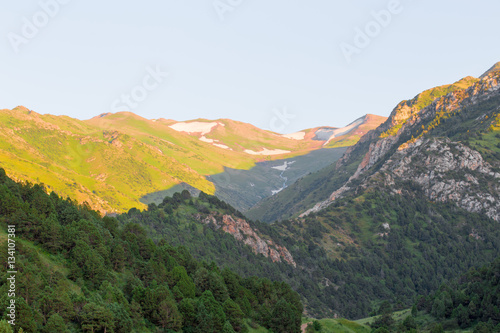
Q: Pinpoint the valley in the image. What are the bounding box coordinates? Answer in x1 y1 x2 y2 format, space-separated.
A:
141 147 348 212
0 109 383 215
1 62 499 332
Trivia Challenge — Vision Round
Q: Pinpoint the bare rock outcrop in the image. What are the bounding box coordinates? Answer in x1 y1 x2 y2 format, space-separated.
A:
377 138 500 221
301 71 500 222
196 213 297 267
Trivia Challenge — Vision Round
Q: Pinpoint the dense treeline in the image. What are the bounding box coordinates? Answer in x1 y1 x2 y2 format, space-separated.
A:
121 190 345 317
0 168 302 332
420 258 500 331
113 182 500 320
121 190 298 284
272 185 500 318
363 258 500 332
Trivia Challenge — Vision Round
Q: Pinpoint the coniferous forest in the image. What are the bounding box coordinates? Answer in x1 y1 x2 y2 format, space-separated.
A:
0 169 302 332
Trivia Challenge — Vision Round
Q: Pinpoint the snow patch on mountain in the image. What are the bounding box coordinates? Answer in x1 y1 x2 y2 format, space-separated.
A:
282 131 306 140
169 121 223 135
323 117 366 146
244 148 291 155
213 143 231 149
272 161 295 171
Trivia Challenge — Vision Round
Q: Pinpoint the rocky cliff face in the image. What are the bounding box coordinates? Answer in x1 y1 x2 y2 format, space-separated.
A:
302 69 500 221
195 213 296 267
378 138 500 221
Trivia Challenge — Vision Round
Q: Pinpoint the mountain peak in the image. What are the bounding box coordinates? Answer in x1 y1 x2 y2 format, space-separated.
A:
480 61 500 78
12 105 32 114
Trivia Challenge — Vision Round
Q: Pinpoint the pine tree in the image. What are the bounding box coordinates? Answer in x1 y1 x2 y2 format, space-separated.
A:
199 290 226 332
411 304 418 317
223 298 244 332
155 298 183 331
179 298 197 329
40 213 62 251
270 299 299 333
43 313 68 333
108 303 133 333
111 243 126 271
196 302 213 333
172 265 196 298
430 323 444 333
81 302 115 333
15 297 39 333
222 321 236 333
455 304 470 328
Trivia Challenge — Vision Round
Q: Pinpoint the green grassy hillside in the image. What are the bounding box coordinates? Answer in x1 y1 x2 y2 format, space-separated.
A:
0 107 217 213
0 108 348 214
0 106 385 215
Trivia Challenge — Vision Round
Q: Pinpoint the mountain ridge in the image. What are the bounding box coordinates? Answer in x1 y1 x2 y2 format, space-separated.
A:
247 63 500 223
0 107 384 214
301 67 500 219
480 61 500 78
2 62 500 324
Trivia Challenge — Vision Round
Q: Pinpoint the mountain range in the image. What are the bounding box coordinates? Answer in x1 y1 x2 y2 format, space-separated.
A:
247 66 500 223
132 62 500 319
0 107 385 214
1 62 500 332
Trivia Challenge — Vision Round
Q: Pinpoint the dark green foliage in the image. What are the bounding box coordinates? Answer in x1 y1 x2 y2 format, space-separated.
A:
121 179 500 319
423 258 500 330
43 313 68 333
223 298 245 332
155 297 183 331
411 305 417 317
270 189 500 318
222 320 237 333
474 321 500 333
178 298 197 330
371 311 394 331
0 170 302 332
378 301 392 315
107 302 133 333
372 328 390 333
401 315 417 331
429 323 444 333
172 265 196 298
80 302 114 333
269 299 301 333
198 290 226 332
312 320 322 331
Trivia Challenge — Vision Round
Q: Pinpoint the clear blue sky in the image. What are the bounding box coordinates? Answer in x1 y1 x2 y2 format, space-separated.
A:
1 0 499 133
